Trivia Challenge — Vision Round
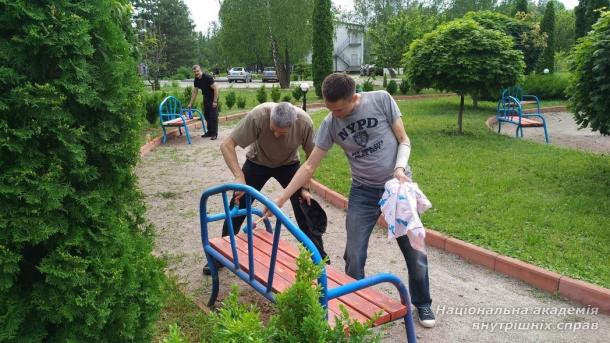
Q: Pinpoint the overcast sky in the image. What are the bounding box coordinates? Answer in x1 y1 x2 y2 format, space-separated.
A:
183 0 579 33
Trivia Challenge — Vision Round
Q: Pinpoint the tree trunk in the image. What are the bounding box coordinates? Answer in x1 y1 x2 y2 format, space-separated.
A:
458 94 464 134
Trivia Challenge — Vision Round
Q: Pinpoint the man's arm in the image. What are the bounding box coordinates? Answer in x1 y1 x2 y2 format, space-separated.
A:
188 86 198 108
220 136 246 184
272 146 328 211
211 83 219 108
391 117 412 182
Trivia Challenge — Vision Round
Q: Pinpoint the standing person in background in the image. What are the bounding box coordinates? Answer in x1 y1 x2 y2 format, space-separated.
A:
267 73 435 328
188 65 219 140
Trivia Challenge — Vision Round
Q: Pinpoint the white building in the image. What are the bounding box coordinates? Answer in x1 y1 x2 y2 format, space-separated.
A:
307 21 365 73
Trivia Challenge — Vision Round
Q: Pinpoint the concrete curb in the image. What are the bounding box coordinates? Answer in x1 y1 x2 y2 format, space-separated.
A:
140 104 609 314
309 179 610 314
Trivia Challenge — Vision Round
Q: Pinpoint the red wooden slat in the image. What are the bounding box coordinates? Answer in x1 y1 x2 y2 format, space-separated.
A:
235 234 392 324
251 230 407 322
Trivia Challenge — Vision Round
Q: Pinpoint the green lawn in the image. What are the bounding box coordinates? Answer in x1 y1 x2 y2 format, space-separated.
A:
310 97 610 288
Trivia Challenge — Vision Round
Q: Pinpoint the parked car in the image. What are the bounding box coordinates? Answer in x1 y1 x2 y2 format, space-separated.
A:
261 67 278 82
227 67 252 83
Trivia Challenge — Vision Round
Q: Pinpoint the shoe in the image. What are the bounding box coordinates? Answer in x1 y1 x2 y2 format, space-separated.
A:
417 306 436 328
210 135 218 140
202 260 224 275
202 133 213 138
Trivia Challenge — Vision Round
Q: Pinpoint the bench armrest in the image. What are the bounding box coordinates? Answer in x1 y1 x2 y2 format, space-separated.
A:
326 272 411 306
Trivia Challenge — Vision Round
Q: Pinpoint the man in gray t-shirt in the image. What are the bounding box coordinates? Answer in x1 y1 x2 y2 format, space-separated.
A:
269 73 435 328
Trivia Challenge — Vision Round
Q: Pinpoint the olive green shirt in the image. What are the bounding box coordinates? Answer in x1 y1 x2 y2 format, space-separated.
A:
230 103 315 168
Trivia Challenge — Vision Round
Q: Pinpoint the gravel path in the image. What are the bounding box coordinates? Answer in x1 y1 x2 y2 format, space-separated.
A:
136 122 609 342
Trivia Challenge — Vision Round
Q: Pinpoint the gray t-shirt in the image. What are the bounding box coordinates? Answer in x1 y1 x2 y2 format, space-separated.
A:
316 91 409 187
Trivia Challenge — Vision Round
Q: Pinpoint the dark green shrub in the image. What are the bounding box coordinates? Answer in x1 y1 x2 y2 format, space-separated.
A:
569 11 610 135
282 94 292 102
522 73 570 99
174 66 191 80
237 96 247 109
225 90 237 109
386 80 398 95
145 90 168 124
312 0 334 97
0 1 165 341
271 85 281 102
256 85 268 104
356 84 364 93
363 79 375 92
182 86 192 107
399 79 410 94
292 86 304 101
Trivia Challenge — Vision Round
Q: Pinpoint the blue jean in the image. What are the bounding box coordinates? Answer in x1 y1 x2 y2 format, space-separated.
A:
345 182 432 308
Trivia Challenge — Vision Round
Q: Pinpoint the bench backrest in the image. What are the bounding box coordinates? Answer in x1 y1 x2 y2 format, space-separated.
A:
158 96 183 123
496 95 523 120
199 183 329 303
501 85 524 101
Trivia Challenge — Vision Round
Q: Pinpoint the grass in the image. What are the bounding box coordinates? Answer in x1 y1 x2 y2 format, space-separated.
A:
153 276 212 342
309 96 610 288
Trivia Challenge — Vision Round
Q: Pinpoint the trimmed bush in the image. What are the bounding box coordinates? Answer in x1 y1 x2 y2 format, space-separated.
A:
256 85 268 104
271 85 281 102
386 80 398 95
522 73 570 99
225 90 236 110
399 79 410 95
237 96 247 109
363 79 375 92
292 86 304 101
282 94 292 102
0 1 165 341
182 86 192 107
144 90 168 124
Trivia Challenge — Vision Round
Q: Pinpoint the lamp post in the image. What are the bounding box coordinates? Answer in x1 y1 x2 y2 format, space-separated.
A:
300 82 310 111
543 68 550 74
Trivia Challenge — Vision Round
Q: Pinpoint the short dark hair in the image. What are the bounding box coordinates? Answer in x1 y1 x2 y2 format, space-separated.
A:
322 73 355 102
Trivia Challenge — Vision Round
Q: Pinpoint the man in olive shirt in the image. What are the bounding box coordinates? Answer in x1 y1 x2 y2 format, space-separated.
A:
202 102 326 274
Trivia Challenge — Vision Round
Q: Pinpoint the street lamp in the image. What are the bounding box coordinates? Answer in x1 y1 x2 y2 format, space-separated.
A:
300 82 310 111
543 68 550 74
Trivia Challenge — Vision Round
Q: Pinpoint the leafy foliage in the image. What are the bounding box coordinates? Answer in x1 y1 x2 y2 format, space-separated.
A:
465 11 546 74
513 0 528 15
362 79 375 92
281 94 292 102
292 86 304 101
522 73 570 99
257 85 268 104
312 0 334 97
237 96 247 109
368 7 438 68
575 0 610 38
0 0 165 341
405 18 524 132
568 11 610 135
270 85 281 103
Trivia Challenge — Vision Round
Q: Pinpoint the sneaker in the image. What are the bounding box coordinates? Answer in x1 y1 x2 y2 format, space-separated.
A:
202 260 224 275
210 135 218 140
417 306 436 328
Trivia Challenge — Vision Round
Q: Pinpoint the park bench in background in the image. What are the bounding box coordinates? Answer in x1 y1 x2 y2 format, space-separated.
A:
200 183 418 342
158 96 206 144
496 86 549 143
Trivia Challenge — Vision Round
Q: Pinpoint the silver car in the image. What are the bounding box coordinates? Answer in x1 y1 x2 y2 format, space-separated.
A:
227 67 252 83
261 67 278 83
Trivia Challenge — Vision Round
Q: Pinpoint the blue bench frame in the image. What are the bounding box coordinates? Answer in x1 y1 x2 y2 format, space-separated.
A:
158 96 206 144
497 89 549 143
199 183 417 342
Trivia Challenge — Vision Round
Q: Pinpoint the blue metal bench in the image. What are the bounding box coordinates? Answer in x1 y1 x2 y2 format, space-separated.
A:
199 183 418 342
497 87 549 143
158 96 206 144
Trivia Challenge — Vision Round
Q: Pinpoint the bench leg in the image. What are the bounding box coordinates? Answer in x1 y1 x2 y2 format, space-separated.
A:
205 253 220 307
162 126 167 144
403 310 418 343
183 125 192 144
497 120 502 133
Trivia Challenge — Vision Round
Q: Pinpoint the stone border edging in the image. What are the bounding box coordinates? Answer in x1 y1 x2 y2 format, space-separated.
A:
140 103 609 315
309 180 610 314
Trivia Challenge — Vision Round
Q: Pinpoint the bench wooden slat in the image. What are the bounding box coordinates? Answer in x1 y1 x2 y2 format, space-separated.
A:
250 230 407 323
233 233 393 325
504 116 544 127
162 117 201 127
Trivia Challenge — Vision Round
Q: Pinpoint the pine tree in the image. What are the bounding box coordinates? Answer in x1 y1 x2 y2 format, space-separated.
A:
575 0 610 38
0 1 165 340
538 0 556 73
513 0 529 16
312 0 334 97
